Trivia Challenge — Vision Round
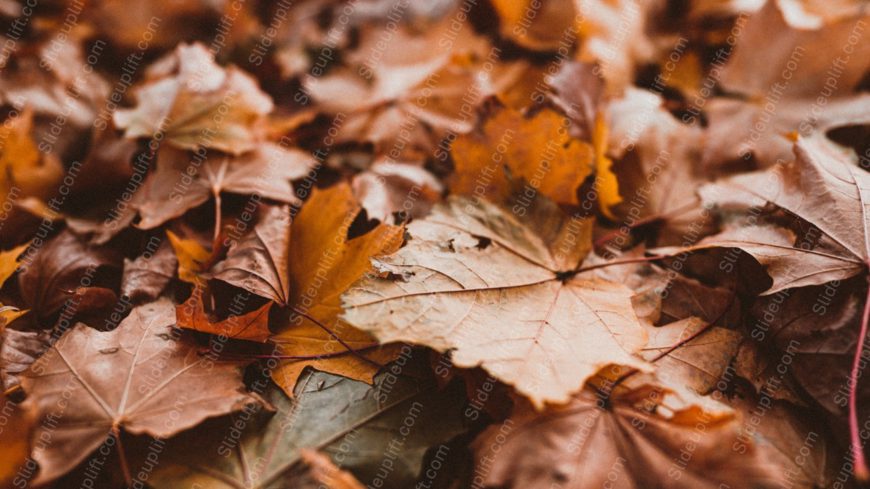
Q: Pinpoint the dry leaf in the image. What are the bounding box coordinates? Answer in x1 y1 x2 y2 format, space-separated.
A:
20 298 264 484
114 43 273 155
343 195 649 407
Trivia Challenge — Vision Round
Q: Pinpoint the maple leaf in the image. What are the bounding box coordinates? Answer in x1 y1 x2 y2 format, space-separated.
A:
148 367 468 489
0 328 49 392
640 317 742 394
20 298 264 484
701 1 870 168
213 184 404 394
724 386 841 489
602 88 712 243
0 390 31 487
719 0 870 99
662 135 869 294
17 230 121 323
343 195 650 407
114 43 273 155
0 108 64 206
490 0 577 51
450 105 595 207
471 381 785 489
303 18 527 154
351 158 443 223
211 204 292 304
120 240 177 303
176 286 273 343
132 144 316 230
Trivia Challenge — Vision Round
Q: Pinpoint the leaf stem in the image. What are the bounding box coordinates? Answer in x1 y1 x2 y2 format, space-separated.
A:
212 190 223 252
849 276 870 482
113 426 132 487
574 254 673 275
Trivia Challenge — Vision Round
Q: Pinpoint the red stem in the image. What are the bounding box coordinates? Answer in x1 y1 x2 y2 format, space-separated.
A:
849 277 870 482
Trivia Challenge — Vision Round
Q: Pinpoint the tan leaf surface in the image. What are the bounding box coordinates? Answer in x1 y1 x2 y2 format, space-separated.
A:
114 43 273 155
134 144 315 230
666 135 869 293
343 196 649 407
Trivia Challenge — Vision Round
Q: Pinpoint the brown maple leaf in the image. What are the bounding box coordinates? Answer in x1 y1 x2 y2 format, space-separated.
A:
131 144 315 230
663 135 869 294
20 298 264 484
17 230 121 324
471 380 785 488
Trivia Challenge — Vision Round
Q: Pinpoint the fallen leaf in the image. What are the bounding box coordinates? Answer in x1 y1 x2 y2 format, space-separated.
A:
0 328 49 392
450 105 595 207
176 286 273 343
149 366 468 489
343 195 649 407
272 184 404 395
132 144 315 230
351 159 443 223
167 230 212 285
212 204 292 305
641 316 742 394
667 135 869 294
719 0 870 98
0 108 64 202
20 298 264 484
17 230 121 323
471 381 784 488
120 240 177 303
114 43 273 155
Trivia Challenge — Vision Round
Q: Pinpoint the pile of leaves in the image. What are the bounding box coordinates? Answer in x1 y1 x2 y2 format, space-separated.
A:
0 0 869 487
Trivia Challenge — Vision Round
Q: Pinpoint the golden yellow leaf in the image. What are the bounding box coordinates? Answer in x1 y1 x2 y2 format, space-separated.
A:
0 108 64 205
450 106 594 207
593 113 621 219
271 184 405 396
167 230 211 284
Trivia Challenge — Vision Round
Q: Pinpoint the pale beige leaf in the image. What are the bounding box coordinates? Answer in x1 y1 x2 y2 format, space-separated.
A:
343 197 649 407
